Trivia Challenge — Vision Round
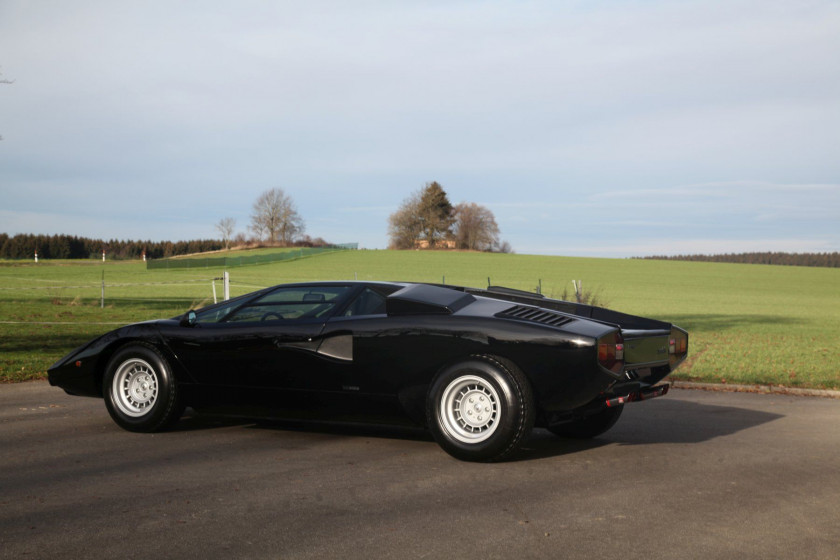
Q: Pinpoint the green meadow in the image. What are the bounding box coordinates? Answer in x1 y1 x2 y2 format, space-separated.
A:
1 249 838 389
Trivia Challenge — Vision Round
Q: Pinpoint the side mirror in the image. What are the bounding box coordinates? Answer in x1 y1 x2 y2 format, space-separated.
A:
179 310 197 328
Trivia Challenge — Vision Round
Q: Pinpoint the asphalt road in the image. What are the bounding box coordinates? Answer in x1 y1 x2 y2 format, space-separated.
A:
2 381 839 560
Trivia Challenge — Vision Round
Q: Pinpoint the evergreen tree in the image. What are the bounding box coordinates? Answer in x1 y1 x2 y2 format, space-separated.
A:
417 182 454 248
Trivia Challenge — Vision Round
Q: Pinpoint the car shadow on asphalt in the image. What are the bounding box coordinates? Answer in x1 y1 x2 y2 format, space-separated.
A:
517 398 785 461
612 398 785 445
250 418 434 442
175 408 434 442
516 432 611 461
173 398 784 462
171 409 257 432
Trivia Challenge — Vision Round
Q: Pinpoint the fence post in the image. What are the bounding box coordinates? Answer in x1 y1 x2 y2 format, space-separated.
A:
100 271 105 308
223 271 230 301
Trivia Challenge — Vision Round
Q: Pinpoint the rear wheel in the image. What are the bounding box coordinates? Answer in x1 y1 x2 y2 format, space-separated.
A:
103 343 184 432
548 405 623 439
427 356 534 462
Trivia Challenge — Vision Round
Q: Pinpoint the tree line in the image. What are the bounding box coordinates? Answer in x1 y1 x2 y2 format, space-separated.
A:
635 252 840 268
0 233 223 260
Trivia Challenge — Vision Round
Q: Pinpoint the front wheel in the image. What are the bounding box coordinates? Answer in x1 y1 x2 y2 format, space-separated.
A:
548 405 623 439
427 355 534 462
103 343 184 432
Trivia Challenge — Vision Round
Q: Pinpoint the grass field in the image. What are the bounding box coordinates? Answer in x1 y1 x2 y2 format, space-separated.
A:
1 249 838 389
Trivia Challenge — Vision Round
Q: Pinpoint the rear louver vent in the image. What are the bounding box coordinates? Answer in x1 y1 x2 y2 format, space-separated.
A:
496 305 573 328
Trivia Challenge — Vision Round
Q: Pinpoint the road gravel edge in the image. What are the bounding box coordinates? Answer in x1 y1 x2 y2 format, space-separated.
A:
672 380 840 399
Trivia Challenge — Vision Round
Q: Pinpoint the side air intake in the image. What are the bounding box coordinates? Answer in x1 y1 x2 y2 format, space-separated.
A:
496 305 574 328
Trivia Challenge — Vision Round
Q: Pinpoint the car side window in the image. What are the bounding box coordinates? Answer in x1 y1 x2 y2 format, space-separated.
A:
341 288 387 317
225 286 352 322
194 292 255 323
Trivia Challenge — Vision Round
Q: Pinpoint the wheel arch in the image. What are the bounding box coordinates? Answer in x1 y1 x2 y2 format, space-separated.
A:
93 336 188 398
435 352 542 410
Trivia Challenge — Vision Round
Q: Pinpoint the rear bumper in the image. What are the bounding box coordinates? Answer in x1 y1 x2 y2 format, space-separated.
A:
605 382 670 408
544 382 670 427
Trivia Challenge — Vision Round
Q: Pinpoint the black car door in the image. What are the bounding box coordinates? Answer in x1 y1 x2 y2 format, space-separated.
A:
167 285 354 391
318 285 424 421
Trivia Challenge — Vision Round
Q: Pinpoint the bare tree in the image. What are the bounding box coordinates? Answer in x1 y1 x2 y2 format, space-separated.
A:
453 202 500 251
215 217 236 250
388 191 424 249
250 188 305 245
388 182 454 249
495 240 514 254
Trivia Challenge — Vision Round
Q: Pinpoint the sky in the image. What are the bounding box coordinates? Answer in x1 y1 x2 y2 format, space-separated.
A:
0 0 838 257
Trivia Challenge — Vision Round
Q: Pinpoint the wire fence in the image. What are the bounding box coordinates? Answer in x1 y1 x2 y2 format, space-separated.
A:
0 279 217 291
0 277 225 307
146 244 358 270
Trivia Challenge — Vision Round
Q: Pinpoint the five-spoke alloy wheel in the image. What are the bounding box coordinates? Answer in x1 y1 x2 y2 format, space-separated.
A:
103 343 183 432
427 355 534 462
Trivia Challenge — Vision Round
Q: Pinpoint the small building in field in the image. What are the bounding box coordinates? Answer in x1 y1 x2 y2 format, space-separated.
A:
414 239 456 250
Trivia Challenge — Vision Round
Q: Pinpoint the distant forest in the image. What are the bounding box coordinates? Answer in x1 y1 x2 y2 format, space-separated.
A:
0 233 224 260
635 252 840 268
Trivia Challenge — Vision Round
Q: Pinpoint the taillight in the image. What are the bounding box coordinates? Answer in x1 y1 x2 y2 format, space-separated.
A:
669 327 689 367
597 332 624 376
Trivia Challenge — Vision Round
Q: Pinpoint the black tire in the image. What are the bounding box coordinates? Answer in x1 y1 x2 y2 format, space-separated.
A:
103 343 184 433
548 405 623 439
427 355 534 462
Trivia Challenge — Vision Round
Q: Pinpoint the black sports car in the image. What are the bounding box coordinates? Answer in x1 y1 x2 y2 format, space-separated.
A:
48 282 688 461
